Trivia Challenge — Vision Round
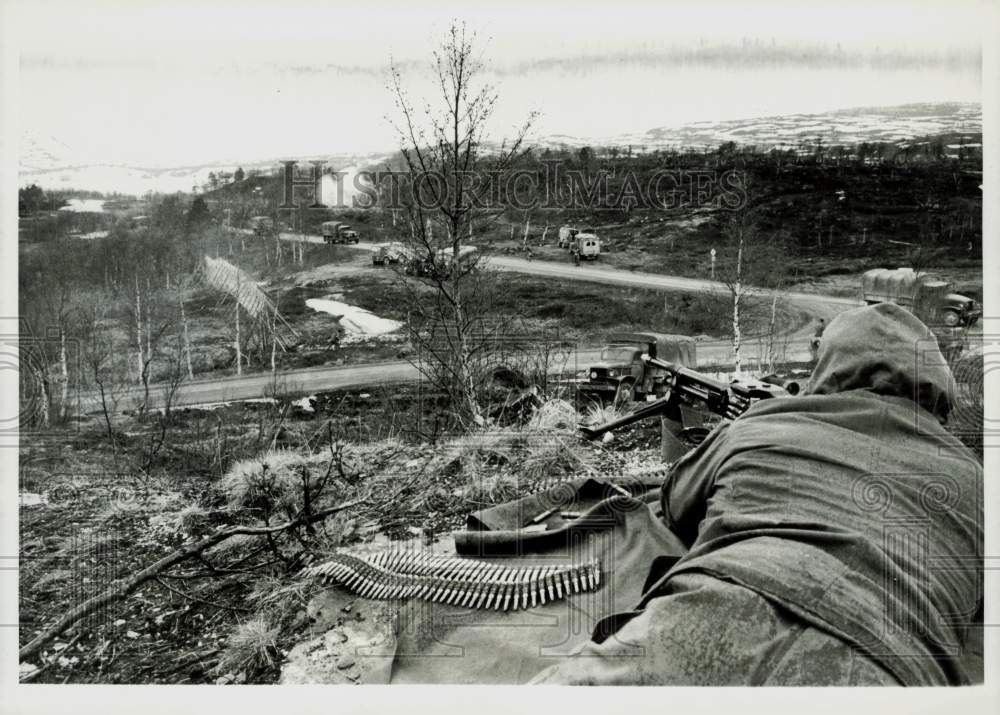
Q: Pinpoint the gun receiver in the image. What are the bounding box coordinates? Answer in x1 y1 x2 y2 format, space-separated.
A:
579 355 791 440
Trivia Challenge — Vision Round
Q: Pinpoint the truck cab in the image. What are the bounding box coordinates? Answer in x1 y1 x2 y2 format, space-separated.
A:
579 332 696 407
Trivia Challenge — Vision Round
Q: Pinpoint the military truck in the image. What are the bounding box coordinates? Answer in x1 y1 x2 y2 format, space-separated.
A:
557 226 580 249
862 268 980 328
322 220 360 245
249 216 275 238
571 230 601 260
405 245 479 277
579 332 697 407
372 242 415 266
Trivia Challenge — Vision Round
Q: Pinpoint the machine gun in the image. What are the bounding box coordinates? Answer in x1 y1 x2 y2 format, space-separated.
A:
579 354 799 440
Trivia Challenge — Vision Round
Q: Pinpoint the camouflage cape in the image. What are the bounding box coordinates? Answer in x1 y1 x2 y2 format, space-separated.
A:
534 303 982 685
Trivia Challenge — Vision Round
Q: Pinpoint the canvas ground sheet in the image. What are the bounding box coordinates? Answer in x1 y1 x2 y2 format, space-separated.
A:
382 477 685 683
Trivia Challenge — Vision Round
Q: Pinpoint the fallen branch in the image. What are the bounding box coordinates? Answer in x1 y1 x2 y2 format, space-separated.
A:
19 496 366 663
154 577 251 613
18 634 81 683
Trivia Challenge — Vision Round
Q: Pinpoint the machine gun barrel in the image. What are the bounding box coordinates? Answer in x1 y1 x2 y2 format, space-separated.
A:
578 396 677 440
579 355 789 440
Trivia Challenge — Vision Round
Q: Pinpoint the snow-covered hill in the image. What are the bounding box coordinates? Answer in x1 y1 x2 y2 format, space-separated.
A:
19 102 981 196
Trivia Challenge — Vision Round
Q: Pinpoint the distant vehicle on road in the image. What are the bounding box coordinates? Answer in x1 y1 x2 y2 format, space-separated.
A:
557 226 580 249
322 221 360 245
249 216 275 238
862 268 980 327
405 245 479 277
372 242 415 266
571 230 601 260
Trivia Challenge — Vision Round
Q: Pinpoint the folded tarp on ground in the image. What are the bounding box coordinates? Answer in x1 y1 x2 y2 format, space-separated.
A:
383 476 686 684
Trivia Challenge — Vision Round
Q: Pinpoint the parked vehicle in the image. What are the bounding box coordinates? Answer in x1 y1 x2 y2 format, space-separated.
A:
578 332 697 408
557 226 580 249
372 242 415 266
249 215 275 238
405 245 479 277
862 268 980 327
571 231 601 260
322 220 360 244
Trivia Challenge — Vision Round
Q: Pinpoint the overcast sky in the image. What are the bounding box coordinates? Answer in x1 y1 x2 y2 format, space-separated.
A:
13 0 985 168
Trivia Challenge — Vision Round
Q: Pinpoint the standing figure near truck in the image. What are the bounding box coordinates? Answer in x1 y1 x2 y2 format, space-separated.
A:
810 318 826 361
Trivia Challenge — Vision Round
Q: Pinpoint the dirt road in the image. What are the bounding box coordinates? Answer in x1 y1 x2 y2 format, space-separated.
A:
80 338 814 413
103 228 838 413
277 232 860 313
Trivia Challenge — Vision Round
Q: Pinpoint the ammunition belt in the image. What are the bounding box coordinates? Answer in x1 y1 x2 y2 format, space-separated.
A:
302 550 601 611
528 464 672 496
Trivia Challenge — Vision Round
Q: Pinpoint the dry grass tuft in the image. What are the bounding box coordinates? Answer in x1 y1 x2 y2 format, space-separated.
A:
216 615 280 676
527 398 577 431
582 402 626 428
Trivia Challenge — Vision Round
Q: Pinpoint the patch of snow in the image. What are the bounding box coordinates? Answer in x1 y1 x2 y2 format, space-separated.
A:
59 198 106 213
305 298 402 340
20 492 48 507
154 397 278 413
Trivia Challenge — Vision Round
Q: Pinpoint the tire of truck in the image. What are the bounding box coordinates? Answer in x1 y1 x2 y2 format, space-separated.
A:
942 309 961 328
612 379 636 411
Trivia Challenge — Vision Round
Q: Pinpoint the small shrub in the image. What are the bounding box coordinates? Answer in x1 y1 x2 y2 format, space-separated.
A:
219 450 344 518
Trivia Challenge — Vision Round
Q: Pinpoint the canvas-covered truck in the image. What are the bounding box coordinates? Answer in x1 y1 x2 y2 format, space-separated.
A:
322 220 360 244
571 231 601 260
557 226 580 249
578 332 697 407
862 268 980 327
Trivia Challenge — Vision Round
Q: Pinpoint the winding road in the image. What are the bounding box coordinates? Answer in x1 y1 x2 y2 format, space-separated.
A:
81 231 859 412
279 232 860 313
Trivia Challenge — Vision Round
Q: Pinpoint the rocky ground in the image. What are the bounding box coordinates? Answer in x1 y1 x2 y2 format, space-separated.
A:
18 386 667 684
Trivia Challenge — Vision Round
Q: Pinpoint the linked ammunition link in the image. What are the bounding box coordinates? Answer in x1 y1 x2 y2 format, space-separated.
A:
302 550 601 611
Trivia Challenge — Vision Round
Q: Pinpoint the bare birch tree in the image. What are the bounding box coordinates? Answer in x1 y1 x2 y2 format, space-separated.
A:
385 21 536 426
715 187 787 377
